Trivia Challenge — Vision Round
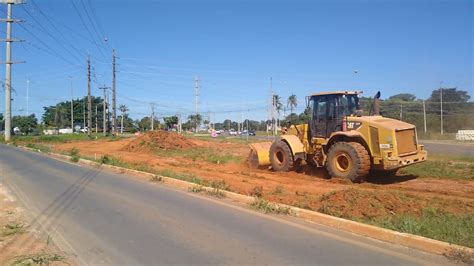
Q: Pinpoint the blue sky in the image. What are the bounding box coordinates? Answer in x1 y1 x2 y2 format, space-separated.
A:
0 0 472 122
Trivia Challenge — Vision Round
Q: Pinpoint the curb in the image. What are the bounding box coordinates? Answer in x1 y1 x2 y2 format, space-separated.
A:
16 145 474 256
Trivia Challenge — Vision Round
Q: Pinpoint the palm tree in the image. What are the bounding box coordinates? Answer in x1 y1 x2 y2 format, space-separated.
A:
188 114 202 133
287 94 297 123
119 104 129 134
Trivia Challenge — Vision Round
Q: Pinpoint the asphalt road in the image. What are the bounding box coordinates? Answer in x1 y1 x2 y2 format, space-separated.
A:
420 140 474 157
0 144 451 265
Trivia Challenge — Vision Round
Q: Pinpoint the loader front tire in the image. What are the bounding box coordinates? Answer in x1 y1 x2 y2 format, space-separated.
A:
326 142 370 183
270 140 293 172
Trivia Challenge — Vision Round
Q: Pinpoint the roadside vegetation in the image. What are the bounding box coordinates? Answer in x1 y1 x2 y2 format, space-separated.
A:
11 253 65 266
0 223 23 237
400 155 474 180
154 147 241 164
249 198 291 215
317 189 474 248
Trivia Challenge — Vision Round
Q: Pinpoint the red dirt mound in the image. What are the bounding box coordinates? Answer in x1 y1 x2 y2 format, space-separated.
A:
316 189 473 221
123 131 196 152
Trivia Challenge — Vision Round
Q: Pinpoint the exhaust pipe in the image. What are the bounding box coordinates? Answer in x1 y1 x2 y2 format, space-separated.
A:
373 91 381 116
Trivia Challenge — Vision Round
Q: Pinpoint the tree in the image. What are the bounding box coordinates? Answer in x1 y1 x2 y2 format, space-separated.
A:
119 104 129 133
188 114 202 132
137 116 159 131
388 93 416 102
428 88 470 103
287 94 298 123
273 94 283 114
12 114 37 135
223 119 231 130
163 116 178 130
42 96 104 128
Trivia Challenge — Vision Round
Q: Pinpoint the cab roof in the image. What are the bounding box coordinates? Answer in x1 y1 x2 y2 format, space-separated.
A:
310 90 362 97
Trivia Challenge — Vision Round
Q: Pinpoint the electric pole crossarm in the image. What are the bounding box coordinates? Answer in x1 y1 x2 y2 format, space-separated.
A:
0 18 24 22
0 60 25 64
0 38 23 42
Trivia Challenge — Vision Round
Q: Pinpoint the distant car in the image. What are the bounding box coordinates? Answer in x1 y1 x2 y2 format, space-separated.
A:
79 127 88 133
229 130 238 136
241 130 256 136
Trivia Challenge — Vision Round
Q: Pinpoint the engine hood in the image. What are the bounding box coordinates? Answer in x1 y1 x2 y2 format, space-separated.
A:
348 115 415 131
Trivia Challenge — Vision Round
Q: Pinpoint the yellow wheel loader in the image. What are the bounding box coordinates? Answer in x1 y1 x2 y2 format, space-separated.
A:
248 91 427 183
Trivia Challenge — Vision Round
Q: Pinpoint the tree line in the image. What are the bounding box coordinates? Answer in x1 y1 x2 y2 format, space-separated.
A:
1 88 471 135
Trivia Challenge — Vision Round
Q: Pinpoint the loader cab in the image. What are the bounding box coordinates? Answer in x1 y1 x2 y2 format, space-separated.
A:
307 92 360 138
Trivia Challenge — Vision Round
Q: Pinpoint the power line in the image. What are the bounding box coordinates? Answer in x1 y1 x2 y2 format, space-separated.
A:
69 0 107 60
19 5 85 64
78 0 108 54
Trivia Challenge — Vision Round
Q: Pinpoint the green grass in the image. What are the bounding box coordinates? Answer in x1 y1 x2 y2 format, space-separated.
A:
12 133 121 143
69 147 80 162
154 147 241 164
376 208 474 248
400 156 474 180
153 169 201 182
24 143 51 153
249 198 291 215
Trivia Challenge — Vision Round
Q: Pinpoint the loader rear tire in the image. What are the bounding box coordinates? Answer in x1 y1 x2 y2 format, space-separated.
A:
326 142 370 183
270 140 293 172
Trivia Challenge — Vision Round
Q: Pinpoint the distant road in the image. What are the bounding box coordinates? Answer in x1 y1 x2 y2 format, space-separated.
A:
420 140 474 157
0 145 451 265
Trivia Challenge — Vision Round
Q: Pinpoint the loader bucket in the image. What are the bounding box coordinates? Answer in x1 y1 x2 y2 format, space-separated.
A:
247 142 272 168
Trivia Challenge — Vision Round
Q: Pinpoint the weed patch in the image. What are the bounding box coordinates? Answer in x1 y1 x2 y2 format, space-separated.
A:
188 186 204 193
69 147 80 162
149 175 163 183
443 247 474 265
12 253 65 266
249 198 291 215
249 186 263 198
269 186 285 195
25 143 51 153
0 223 23 237
154 169 200 182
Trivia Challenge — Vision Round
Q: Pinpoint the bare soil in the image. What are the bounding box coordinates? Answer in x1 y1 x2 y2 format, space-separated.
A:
51 133 474 222
0 183 73 265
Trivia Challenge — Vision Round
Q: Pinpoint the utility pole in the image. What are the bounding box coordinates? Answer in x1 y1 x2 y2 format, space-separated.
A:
399 104 403 121
99 87 107 135
1 0 25 141
69 77 74 131
87 56 92 136
423 100 427 133
83 100 85 128
112 49 116 135
26 78 29 115
194 76 200 133
177 112 182 133
440 83 444 135
150 103 155 131
95 105 98 134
